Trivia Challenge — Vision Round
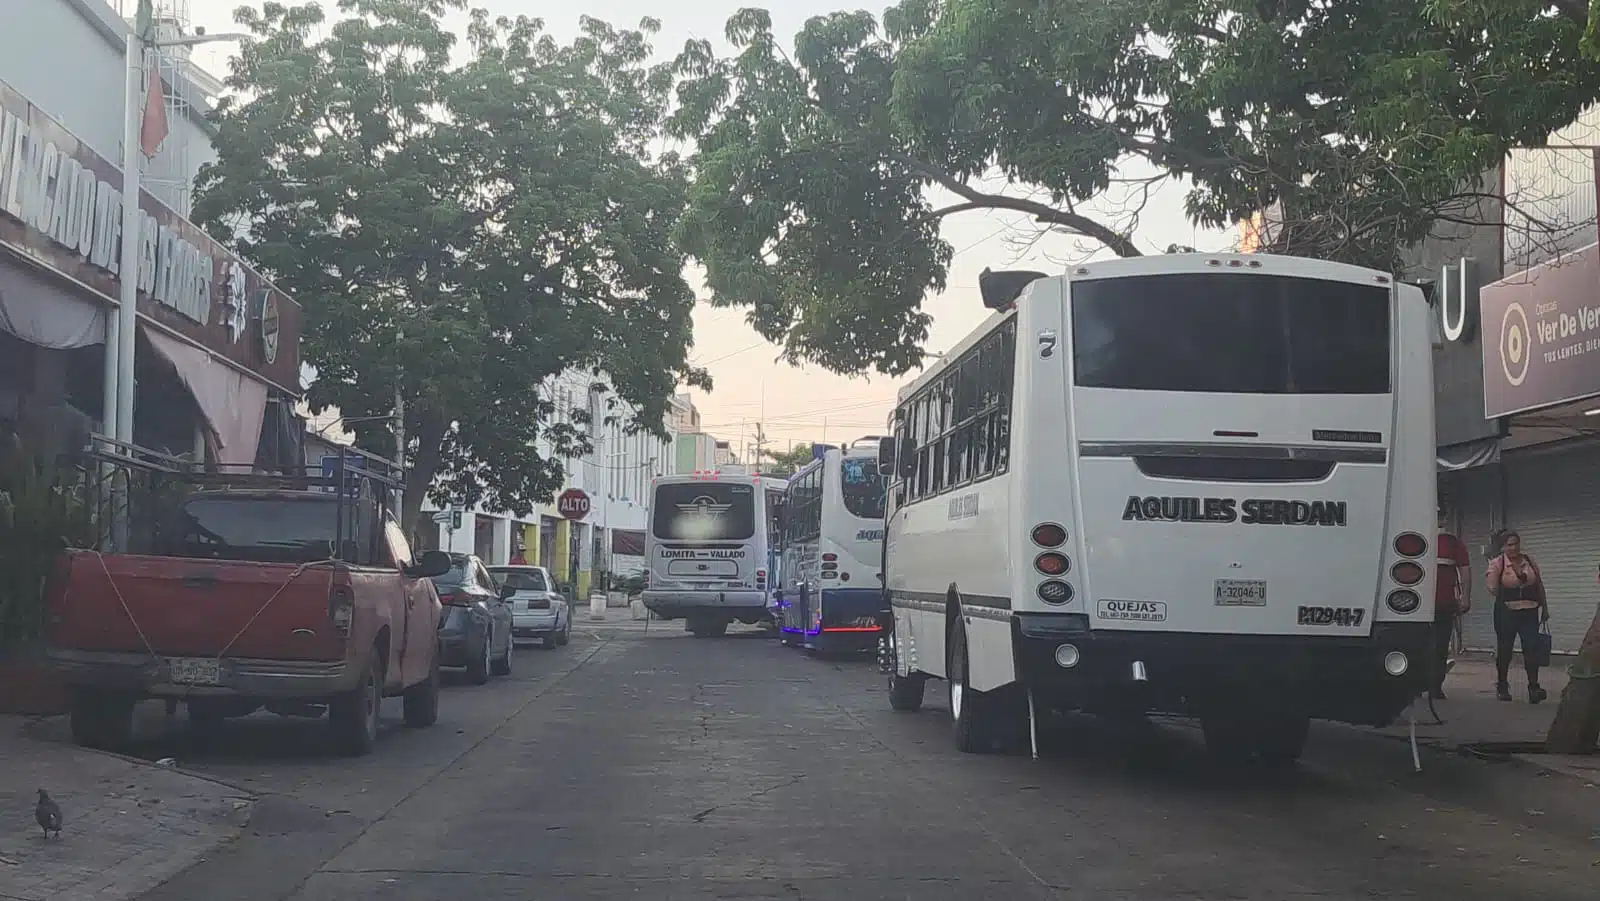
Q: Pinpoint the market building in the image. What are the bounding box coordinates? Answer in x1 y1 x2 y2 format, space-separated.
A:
0 0 303 469
1405 109 1600 653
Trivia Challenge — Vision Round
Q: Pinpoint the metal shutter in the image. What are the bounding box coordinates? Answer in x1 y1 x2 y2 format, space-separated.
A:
1505 445 1600 652
1443 466 1500 652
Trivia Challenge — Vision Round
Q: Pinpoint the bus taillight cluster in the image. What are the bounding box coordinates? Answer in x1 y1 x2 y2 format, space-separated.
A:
1031 523 1073 605
1386 533 1428 614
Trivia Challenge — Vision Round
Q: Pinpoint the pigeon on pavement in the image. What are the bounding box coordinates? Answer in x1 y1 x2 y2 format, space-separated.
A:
35 789 61 839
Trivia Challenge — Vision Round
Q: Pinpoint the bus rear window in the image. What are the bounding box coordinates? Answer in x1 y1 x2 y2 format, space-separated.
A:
1071 273 1390 394
651 483 756 541
840 458 886 520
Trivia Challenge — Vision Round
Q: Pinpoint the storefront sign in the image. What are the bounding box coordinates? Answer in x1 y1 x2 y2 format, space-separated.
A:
0 78 299 390
1480 244 1600 418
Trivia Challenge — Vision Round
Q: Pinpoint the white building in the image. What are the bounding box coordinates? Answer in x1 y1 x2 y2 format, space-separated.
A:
418 368 677 600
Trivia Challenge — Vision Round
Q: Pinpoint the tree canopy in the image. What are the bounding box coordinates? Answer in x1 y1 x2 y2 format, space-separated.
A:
761 443 819 477
195 0 705 532
670 1 1600 377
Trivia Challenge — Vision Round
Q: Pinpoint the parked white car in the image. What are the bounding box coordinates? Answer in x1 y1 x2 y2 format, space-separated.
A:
488 565 571 649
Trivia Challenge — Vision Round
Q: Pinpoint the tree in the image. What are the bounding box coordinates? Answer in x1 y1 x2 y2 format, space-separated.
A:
194 0 706 533
762 443 819 477
669 2 1600 377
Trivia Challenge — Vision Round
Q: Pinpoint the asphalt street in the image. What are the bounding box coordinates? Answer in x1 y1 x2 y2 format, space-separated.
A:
117 624 1600 901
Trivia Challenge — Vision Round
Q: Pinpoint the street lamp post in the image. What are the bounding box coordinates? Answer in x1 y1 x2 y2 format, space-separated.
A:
112 20 248 448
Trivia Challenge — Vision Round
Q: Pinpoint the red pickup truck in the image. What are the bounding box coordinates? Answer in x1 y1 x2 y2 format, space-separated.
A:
46 464 450 756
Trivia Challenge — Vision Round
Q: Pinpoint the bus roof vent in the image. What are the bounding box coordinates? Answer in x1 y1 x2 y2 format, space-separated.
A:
979 268 1048 310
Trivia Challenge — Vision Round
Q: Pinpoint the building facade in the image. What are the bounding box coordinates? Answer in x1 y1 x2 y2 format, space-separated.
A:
1403 107 1600 653
0 0 303 471
418 368 677 599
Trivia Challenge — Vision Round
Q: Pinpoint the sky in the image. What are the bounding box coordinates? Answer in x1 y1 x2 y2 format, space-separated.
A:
180 0 1233 460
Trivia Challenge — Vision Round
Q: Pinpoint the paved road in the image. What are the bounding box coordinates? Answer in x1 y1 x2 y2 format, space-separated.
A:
132 625 1600 901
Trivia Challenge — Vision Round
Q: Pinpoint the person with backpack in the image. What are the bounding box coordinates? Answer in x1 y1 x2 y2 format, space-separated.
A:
1485 531 1551 703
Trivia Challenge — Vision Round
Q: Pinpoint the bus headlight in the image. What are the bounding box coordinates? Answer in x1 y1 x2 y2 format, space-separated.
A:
1383 651 1409 676
1055 644 1081 668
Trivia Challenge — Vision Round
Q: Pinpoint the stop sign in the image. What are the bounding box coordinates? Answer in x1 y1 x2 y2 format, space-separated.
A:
557 488 591 521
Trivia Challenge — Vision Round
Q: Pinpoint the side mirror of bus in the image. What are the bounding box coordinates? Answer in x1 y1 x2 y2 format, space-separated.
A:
896 437 917 480
877 436 896 476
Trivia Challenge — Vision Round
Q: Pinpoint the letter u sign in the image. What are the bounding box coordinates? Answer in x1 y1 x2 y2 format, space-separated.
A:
1439 257 1480 344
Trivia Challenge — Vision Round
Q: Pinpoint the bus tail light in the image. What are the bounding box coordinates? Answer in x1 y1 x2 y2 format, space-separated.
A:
1031 523 1066 548
756 569 767 589
1038 581 1072 605
1393 533 1427 557
822 553 838 562
1390 561 1425 586
1034 552 1070 576
1386 589 1421 614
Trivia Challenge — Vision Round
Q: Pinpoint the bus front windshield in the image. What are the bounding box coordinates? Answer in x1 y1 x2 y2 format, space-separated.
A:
651 483 757 541
840 457 886 520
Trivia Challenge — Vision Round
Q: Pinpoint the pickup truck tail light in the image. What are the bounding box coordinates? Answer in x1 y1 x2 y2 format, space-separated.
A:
328 585 355 636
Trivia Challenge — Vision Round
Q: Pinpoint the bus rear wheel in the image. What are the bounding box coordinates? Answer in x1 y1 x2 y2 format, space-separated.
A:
947 620 1024 753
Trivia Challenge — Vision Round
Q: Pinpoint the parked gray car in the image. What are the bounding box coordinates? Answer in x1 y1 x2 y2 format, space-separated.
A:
430 554 515 683
488 565 571 649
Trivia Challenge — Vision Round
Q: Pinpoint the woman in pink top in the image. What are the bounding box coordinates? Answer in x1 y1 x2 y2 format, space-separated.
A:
1485 532 1549 703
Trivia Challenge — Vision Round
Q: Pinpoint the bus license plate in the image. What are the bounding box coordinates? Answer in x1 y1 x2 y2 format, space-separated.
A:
168 657 222 686
1215 579 1267 607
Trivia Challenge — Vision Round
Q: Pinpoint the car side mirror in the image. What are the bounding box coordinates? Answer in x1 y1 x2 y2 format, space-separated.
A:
499 583 517 600
412 549 452 579
896 436 917 480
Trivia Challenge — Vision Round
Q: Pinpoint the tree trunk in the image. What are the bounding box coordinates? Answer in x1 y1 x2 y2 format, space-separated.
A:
1545 601 1600 754
401 414 446 541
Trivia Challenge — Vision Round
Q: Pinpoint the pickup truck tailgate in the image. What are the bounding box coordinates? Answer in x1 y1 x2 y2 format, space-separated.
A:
48 550 346 660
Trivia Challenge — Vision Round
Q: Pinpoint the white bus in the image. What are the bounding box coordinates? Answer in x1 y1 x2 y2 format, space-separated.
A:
776 439 888 653
879 253 1436 763
642 471 787 637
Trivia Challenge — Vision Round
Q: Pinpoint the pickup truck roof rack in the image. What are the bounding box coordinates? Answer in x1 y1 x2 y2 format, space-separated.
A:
83 435 403 491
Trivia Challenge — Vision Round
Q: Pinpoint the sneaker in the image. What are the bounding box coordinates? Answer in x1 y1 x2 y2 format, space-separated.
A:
1496 682 1513 701
1529 684 1548 704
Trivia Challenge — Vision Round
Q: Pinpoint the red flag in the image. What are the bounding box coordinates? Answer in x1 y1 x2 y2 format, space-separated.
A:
139 63 168 158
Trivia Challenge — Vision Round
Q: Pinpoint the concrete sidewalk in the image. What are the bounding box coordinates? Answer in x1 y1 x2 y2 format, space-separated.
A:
1374 653 1600 782
0 717 251 901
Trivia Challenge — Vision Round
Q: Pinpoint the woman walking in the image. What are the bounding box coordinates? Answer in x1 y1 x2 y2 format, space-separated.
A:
1485 532 1550 703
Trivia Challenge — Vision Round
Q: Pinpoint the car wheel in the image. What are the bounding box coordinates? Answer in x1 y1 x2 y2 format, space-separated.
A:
403 655 441 728
491 632 513 676
330 653 382 756
466 629 491 685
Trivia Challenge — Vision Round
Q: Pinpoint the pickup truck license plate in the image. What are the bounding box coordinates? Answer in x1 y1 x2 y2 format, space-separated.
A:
168 657 222 686
1215 579 1267 607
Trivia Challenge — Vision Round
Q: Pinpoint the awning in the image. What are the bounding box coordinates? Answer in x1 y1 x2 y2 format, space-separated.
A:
0 260 105 349
1437 436 1502 472
142 325 267 466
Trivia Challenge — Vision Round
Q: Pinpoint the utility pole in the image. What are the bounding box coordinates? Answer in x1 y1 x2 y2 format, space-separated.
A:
753 421 769 467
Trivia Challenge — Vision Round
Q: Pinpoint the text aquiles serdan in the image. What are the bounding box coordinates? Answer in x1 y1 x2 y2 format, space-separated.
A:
1536 302 1600 364
1121 496 1348 527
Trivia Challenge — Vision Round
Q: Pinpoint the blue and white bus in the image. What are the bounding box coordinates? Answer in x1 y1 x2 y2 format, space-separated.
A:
776 439 888 653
